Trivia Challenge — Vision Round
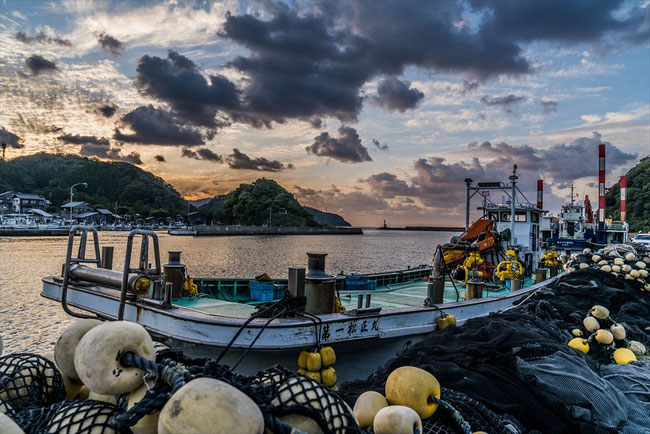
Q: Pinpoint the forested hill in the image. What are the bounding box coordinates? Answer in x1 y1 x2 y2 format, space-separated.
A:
0 153 188 216
604 156 650 232
305 206 351 227
199 179 320 227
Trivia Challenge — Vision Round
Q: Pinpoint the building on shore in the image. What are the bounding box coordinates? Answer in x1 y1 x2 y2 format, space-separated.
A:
0 191 51 213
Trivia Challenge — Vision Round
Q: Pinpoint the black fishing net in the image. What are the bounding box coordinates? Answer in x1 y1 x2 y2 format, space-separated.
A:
0 353 65 414
340 269 650 434
17 400 127 434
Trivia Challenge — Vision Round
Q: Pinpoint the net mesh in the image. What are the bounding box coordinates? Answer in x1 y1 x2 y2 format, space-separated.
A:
340 269 650 433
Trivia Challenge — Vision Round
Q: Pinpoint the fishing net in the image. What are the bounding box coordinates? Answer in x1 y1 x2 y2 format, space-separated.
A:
0 353 65 414
17 400 126 434
340 268 650 433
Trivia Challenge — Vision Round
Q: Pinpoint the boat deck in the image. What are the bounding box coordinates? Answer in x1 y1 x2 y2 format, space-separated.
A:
172 278 531 318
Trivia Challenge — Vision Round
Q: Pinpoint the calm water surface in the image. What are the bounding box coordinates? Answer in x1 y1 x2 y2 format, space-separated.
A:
0 229 453 355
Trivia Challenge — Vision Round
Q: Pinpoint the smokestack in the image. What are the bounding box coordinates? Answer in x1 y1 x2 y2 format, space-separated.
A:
536 179 543 209
598 144 605 224
620 175 626 222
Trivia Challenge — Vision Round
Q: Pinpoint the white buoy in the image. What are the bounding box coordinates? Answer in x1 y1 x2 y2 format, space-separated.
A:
373 405 422 434
128 383 159 434
88 391 117 405
74 321 154 395
0 412 24 434
158 378 264 434
55 319 102 383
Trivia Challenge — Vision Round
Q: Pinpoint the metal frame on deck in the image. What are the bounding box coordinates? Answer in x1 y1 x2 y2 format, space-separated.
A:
61 226 102 318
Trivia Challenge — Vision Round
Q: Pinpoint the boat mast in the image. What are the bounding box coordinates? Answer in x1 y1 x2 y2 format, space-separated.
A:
509 165 517 245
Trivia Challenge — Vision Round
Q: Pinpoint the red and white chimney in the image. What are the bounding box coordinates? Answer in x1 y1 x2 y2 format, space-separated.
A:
620 175 626 222
598 144 606 224
537 179 543 209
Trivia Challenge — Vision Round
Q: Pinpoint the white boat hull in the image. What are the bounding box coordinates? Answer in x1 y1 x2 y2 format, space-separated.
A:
42 276 549 382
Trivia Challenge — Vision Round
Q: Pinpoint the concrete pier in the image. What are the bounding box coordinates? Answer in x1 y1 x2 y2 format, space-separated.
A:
191 225 363 236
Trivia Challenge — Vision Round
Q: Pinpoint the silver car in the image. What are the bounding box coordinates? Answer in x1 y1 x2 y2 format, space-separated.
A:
631 233 650 249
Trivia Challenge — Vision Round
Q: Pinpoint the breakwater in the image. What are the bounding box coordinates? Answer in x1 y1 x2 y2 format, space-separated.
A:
378 226 464 232
0 228 69 236
190 225 363 236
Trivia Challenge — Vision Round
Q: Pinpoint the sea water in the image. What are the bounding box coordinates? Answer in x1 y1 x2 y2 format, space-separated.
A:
0 229 453 355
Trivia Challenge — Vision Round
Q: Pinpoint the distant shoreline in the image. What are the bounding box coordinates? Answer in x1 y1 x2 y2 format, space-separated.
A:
377 226 464 232
184 225 363 236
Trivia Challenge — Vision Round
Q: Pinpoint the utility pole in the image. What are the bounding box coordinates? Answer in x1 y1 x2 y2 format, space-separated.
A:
1 143 6 161
509 165 518 245
70 182 87 220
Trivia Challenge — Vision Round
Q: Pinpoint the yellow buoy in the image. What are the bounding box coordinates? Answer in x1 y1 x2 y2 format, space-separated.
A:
305 371 321 384
568 338 589 353
446 314 457 326
319 347 336 367
321 367 337 388
436 316 450 330
297 368 308 376
594 329 614 345
613 348 637 364
297 350 309 369
353 391 388 427
306 352 322 372
373 405 422 434
385 366 441 419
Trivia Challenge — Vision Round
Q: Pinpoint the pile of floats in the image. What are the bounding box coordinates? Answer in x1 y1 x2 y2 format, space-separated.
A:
0 319 480 434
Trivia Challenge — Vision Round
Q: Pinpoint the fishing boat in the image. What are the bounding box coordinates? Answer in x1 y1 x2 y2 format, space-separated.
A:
42 166 556 383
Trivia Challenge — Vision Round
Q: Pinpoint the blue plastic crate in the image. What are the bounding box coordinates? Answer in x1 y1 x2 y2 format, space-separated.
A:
249 280 276 301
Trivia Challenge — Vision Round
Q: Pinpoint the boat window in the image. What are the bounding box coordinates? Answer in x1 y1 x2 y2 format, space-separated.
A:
515 212 527 222
488 212 499 221
501 212 511 222
530 212 539 223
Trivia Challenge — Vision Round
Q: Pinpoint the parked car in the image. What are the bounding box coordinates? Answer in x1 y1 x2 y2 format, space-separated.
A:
631 233 650 250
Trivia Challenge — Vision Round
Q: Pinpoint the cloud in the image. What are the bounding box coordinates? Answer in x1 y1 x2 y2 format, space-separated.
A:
57 133 142 164
24 54 58 75
226 148 291 171
114 105 205 146
0 127 24 149
540 100 558 114
306 126 372 163
471 0 648 45
135 51 239 128
15 30 71 46
181 147 223 163
480 94 527 113
372 139 389 151
154 154 166 162
12 114 62 135
371 77 424 112
294 185 389 213
97 104 117 118
461 80 479 94
365 172 417 198
97 32 125 55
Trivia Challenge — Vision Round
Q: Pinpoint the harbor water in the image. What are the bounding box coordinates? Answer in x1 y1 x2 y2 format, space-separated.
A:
0 229 453 355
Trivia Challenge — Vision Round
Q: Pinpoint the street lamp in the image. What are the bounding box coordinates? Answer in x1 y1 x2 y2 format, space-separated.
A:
70 182 88 220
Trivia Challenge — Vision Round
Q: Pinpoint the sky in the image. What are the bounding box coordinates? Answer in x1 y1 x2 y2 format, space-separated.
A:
0 0 648 226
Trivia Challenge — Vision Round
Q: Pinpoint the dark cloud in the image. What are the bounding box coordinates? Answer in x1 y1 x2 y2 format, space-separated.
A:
25 54 57 75
294 185 389 213
540 100 558 114
226 148 291 171
365 172 417 198
12 114 61 134
462 80 479 94
97 104 117 118
371 77 424 112
470 0 644 44
114 105 205 146
97 32 125 56
181 147 223 163
135 51 239 128
57 133 142 165
0 127 24 149
480 94 527 113
15 31 71 47
154 155 166 162
306 126 372 163
372 139 389 151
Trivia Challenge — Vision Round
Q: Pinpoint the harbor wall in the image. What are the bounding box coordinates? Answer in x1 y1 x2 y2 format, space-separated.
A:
0 228 69 236
192 225 363 236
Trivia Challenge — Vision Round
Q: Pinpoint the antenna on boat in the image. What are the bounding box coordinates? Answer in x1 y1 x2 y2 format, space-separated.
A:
509 165 518 245
464 178 473 229
569 184 575 206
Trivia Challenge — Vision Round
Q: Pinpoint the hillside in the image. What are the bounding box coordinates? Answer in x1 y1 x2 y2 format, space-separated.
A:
604 156 650 232
199 179 320 227
0 153 188 216
305 206 351 227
